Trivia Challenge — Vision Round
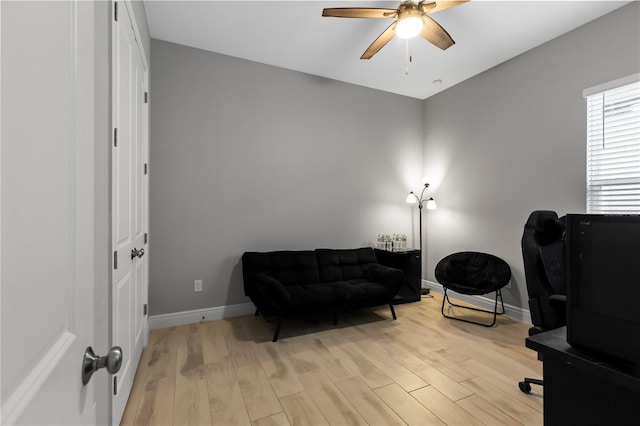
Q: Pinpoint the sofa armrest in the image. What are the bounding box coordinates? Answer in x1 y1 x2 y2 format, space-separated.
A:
365 264 404 293
255 273 292 308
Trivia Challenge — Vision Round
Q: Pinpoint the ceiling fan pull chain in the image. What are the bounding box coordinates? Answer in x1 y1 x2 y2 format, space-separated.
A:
409 37 413 63
405 39 409 75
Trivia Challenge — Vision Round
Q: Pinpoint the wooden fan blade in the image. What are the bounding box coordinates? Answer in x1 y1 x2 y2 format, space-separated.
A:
421 1 469 15
420 15 454 50
361 22 397 60
322 8 397 19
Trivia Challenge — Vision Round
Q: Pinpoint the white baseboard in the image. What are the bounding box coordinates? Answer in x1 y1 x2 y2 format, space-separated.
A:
424 280 531 324
149 284 532 330
149 302 255 329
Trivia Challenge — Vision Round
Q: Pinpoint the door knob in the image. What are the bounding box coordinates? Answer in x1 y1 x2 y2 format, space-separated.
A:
82 346 122 385
131 248 144 259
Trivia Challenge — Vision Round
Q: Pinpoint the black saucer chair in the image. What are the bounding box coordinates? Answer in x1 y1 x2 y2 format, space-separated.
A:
435 251 512 327
518 210 567 394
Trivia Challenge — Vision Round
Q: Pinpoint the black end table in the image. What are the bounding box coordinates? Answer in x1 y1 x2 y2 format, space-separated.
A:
374 248 421 303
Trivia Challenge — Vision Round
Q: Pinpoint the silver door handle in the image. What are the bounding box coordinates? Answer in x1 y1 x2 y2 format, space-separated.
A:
82 346 122 385
131 248 144 259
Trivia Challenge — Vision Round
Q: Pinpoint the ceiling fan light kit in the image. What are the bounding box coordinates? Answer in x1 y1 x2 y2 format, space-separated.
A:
396 4 424 39
396 16 423 39
322 1 467 60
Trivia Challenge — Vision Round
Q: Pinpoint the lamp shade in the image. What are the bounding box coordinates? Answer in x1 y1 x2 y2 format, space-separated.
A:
406 192 417 204
426 197 437 210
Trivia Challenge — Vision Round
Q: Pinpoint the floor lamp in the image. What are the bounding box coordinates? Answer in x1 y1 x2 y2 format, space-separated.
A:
406 182 437 294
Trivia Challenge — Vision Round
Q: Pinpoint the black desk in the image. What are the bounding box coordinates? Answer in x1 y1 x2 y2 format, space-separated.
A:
526 327 640 425
374 249 421 303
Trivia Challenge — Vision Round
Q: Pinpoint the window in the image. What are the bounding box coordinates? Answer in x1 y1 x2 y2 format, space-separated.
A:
584 76 640 214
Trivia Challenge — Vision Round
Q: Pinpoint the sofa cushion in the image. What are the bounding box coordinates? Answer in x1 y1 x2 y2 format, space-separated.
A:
286 283 345 311
323 280 388 302
316 248 378 282
243 250 320 292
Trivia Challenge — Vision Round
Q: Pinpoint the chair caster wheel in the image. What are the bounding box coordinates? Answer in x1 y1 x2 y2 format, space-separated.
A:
518 381 531 394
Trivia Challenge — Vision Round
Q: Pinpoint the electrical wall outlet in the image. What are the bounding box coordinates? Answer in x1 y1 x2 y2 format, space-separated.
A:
194 280 203 292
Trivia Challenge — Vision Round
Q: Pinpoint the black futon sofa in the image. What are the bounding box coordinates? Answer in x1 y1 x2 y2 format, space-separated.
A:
242 247 404 341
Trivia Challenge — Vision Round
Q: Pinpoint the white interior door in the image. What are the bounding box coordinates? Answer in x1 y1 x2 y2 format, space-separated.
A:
112 1 149 422
1 1 102 424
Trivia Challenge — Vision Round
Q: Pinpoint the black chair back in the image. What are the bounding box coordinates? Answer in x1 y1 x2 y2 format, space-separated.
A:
521 210 566 333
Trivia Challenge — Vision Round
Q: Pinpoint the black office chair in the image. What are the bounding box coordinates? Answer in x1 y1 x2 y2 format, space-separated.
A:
435 251 512 327
518 210 567 394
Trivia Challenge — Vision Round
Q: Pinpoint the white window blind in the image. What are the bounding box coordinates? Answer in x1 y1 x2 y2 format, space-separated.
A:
585 79 640 214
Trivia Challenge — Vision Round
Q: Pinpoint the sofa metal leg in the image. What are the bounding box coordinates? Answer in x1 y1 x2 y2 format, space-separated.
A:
272 318 282 342
389 303 397 320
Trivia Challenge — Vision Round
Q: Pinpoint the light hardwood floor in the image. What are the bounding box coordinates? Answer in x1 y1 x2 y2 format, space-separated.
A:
121 293 543 426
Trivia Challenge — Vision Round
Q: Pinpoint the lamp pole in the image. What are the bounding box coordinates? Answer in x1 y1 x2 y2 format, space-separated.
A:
406 183 437 295
407 183 437 250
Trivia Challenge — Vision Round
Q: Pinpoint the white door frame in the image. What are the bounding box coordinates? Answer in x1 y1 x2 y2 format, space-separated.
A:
110 0 150 422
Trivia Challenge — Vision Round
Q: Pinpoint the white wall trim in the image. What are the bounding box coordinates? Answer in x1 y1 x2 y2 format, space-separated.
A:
150 286 532 330
424 280 532 324
149 302 255 329
582 72 640 97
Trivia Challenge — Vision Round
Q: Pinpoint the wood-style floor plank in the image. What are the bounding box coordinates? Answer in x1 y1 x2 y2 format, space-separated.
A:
203 357 252 426
410 385 483 426
173 379 212 426
134 377 176 426
121 293 543 426
252 412 291 426
456 394 524 426
374 383 445 426
176 324 205 385
144 327 178 382
460 377 543 425
298 370 368 426
255 344 306 398
333 377 406 426
236 361 283 421
279 391 329 426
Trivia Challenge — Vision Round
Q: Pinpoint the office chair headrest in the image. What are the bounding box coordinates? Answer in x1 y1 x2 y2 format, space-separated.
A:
524 211 565 246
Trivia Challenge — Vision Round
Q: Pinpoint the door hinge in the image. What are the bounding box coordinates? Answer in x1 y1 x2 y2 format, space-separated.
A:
144 233 148 244
113 128 118 147
144 304 148 316
144 92 148 103
114 1 118 22
144 163 148 175
114 251 118 269
113 376 118 395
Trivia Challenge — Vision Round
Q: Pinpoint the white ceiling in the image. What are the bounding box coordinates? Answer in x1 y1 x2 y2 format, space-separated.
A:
143 0 633 100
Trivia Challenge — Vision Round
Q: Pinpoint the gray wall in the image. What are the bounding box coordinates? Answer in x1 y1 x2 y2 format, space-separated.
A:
422 2 640 309
149 40 423 315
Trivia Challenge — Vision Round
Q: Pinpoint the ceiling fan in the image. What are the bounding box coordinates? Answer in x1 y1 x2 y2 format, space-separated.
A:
322 1 468 60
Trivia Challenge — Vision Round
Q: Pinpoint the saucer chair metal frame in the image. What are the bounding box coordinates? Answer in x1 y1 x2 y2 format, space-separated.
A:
435 251 511 327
